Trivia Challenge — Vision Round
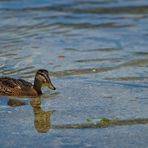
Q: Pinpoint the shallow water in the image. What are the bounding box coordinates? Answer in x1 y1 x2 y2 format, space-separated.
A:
0 0 148 147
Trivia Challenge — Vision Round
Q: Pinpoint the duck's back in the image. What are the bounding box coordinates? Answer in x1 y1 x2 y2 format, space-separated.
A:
0 77 37 97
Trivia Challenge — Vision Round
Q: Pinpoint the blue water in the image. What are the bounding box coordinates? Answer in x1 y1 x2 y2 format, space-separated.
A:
0 0 148 147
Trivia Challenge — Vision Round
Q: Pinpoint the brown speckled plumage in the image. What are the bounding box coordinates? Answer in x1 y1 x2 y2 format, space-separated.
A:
0 69 56 97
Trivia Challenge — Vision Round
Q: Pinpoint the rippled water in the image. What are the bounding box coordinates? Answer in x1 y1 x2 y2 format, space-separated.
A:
0 0 148 147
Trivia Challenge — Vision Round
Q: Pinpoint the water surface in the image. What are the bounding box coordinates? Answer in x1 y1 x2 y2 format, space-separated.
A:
0 0 148 147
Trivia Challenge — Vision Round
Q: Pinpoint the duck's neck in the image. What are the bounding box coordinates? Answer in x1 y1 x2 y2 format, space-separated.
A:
33 78 42 95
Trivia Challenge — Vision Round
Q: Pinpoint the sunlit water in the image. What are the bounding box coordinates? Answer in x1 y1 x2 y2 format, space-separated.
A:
0 0 148 147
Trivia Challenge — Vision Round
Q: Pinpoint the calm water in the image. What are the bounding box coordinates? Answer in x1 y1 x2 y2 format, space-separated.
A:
0 0 148 147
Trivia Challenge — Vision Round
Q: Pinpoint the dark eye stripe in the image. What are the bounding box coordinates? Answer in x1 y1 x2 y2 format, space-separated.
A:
40 73 45 77
39 72 49 81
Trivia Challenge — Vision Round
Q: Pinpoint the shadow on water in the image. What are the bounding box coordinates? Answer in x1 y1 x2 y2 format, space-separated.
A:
7 97 54 133
4 96 148 133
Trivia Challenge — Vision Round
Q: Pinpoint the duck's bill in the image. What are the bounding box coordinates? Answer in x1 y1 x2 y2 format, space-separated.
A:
45 82 56 90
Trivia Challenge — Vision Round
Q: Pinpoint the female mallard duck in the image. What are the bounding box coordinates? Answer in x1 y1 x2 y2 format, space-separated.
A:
0 69 56 97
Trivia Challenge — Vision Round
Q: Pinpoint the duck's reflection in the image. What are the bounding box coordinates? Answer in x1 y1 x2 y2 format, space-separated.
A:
7 97 54 133
30 97 54 133
7 99 27 107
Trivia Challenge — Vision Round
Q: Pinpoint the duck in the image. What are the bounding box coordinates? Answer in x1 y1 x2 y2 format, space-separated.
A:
0 69 56 97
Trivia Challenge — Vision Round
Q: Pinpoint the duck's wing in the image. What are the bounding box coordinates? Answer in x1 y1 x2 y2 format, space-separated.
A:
0 77 32 95
0 77 19 95
18 79 33 87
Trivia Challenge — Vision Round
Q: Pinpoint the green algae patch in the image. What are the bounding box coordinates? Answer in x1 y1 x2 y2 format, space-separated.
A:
53 118 148 129
86 118 112 124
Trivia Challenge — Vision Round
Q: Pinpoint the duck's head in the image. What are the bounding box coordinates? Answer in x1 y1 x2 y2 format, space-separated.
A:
35 69 56 90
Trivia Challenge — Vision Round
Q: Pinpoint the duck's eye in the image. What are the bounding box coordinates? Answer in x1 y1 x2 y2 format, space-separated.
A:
40 73 45 77
39 72 47 77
